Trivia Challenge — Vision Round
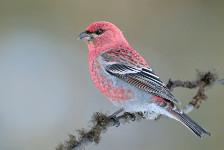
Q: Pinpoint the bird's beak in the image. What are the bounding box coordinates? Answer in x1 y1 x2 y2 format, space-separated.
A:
78 31 91 41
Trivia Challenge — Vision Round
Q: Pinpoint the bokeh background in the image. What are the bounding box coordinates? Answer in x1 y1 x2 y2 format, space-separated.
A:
0 0 224 150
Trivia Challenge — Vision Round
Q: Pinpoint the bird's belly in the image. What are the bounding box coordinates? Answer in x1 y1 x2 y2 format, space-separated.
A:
90 61 155 112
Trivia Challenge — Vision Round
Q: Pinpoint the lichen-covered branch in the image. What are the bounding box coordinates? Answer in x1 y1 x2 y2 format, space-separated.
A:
56 70 221 150
167 70 218 114
56 112 142 150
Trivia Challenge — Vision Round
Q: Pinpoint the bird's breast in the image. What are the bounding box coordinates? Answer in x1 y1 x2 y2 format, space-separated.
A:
89 58 135 104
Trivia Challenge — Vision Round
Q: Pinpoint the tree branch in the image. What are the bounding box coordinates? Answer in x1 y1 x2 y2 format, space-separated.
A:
56 70 221 150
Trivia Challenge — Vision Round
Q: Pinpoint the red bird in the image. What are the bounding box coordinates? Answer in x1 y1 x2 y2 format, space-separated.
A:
78 21 211 138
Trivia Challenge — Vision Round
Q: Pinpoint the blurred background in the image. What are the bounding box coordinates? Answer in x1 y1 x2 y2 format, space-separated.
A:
0 0 224 150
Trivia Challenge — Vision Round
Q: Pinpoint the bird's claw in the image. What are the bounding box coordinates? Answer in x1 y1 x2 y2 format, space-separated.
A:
125 112 136 121
107 108 124 127
108 115 120 127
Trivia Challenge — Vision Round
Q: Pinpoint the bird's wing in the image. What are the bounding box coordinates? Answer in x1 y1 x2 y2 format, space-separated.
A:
101 50 180 104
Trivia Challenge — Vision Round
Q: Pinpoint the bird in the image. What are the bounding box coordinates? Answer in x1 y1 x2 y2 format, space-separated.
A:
78 21 211 138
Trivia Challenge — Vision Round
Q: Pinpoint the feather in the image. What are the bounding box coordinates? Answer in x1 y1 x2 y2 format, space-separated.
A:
167 109 211 137
104 63 180 104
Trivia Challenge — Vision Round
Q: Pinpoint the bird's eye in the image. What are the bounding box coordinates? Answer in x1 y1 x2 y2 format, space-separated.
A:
95 30 103 35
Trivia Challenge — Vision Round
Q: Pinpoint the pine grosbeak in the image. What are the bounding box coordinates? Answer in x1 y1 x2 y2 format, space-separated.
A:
78 21 211 138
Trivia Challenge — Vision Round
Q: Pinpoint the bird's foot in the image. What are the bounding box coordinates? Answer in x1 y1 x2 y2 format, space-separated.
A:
107 108 124 127
124 112 136 121
108 115 120 127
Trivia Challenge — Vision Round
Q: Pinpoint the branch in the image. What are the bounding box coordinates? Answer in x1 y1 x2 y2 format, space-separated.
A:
167 70 218 113
56 70 221 150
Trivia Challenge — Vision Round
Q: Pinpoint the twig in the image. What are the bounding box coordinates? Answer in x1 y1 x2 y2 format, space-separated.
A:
56 70 221 150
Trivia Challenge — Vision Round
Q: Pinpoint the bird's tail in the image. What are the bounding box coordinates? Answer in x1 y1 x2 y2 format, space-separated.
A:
168 109 211 138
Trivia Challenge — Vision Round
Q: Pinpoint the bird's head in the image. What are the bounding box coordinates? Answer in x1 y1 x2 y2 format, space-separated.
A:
78 21 129 51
